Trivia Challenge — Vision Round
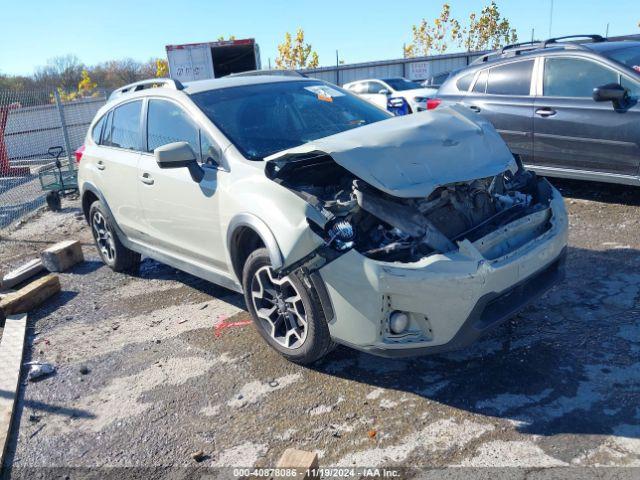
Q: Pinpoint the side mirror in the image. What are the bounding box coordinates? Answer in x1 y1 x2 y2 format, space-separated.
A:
593 83 627 106
378 88 390 95
154 141 204 182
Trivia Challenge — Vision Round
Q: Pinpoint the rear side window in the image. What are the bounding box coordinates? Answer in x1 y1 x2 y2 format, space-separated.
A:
486 60 534 95
101 111 113 146
109 101 142 150
456 73 475 92
473 70 488 93
91 116 105 144
544 57 618 97
146 99 200 155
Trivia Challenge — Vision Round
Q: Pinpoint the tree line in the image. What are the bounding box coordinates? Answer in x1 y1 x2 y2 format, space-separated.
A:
1 1 520 95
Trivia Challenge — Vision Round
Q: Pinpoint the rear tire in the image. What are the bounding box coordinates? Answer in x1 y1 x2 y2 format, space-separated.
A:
89 200 140 273
242 248 335 364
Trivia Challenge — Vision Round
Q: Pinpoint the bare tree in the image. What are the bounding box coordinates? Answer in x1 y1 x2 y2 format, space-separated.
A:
34 54 84 90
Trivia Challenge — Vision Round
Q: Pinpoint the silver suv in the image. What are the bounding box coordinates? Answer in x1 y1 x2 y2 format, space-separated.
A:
78 76 568 364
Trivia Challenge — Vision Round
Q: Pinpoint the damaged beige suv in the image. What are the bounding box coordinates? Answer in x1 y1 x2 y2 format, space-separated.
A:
78 76 567 364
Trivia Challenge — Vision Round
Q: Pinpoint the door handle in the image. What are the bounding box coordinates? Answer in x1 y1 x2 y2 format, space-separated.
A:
96 161 105 171
468 105 481 112
535 107 556 117
139 173 154 185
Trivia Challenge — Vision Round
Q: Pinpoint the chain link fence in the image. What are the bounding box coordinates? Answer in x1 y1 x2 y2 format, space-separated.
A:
0 89 107 230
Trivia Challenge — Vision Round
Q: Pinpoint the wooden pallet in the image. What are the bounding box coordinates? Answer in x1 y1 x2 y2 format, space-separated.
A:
0 314 27 468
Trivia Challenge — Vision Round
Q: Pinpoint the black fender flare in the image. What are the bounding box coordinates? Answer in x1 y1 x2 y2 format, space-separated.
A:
81 182 127 241
227 213 284 274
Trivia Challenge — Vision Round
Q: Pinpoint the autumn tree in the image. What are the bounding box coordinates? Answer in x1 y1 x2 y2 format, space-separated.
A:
404 4 461 57
462 1 517 51
155 59 169 77
404 2 517 56
275 29 319 69
77 69 97 96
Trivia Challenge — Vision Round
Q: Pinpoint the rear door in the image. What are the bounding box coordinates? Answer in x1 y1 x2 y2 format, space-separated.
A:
137 98 227 271
533 55 640 177
96 100 145 238
463 59 536 163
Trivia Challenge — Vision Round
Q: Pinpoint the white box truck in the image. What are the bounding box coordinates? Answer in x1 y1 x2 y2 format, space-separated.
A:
165 38 261 83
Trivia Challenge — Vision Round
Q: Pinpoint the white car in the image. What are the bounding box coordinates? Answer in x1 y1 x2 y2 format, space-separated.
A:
344 77 438 113
77 76 567 364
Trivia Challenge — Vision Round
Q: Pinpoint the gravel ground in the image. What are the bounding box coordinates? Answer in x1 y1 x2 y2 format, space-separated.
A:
0 178 639 478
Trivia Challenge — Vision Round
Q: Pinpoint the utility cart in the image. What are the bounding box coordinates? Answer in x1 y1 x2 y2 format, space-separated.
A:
38 146 78 211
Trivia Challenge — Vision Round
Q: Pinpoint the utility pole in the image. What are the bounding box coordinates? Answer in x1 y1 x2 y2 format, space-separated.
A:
605 23 610 38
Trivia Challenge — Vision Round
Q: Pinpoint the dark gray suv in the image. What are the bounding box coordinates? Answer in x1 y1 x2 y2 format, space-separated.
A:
435 35 640 186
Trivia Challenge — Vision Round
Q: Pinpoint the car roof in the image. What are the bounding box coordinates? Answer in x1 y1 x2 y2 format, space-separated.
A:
183 75 317 94
584 40 640 53
344 78 385 85
471 38 640 68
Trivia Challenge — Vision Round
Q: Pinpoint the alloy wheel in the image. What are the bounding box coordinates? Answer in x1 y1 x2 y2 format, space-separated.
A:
250 266 308 349
91 211 116 263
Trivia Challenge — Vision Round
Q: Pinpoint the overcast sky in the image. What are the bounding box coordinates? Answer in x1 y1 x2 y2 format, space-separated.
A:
2 0 639 75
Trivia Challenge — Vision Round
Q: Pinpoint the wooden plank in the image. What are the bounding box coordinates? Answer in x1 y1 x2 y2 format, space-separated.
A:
1 259 44 290
41 240 84 272
0 314 27 468
0 274 60 321
276 448 319 479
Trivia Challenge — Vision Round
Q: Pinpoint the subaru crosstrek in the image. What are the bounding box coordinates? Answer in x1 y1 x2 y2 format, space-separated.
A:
77 75 568 364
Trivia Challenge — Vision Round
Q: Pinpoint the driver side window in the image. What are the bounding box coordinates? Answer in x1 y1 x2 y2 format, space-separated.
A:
543 57 618 98
147 99 200 158
621 76 640 98
146 99 221 165
367 82 386 94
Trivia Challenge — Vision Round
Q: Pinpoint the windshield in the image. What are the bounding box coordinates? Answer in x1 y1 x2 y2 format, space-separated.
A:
382 78 421 91
604 46 640 73
191 81 391 160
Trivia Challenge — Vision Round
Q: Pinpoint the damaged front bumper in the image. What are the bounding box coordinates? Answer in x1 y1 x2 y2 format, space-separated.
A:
316 183 568 357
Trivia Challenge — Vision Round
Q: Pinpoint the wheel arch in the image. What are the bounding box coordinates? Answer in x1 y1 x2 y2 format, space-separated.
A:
80 183 124 237
227 213 284 284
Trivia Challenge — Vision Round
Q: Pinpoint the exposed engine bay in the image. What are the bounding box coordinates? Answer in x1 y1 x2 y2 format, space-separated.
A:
267 153 553 263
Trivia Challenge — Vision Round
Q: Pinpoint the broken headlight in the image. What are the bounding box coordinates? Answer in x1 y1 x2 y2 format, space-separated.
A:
308 217 355 251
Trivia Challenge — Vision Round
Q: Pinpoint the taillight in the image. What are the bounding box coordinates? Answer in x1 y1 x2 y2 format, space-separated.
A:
426 99 442 110
74 145 85 163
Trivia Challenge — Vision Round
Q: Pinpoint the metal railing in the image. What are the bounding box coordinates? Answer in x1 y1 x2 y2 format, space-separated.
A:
0 88 107 229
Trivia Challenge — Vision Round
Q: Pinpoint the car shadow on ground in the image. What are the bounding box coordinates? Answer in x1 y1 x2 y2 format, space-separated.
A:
313 245 640 439
131 257 246 309
548 177 640 206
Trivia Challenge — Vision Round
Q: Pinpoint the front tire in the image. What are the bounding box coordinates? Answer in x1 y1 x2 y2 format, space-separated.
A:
242 248 335 364
89 201 140 273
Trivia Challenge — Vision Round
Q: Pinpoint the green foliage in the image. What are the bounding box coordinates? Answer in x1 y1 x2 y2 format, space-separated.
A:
275 29 319 69
405 1 517 57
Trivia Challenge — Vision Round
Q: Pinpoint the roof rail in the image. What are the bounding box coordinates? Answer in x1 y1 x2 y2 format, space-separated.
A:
108 78 185 101
542 34 606 47
501 40 542 54
472 34 607 65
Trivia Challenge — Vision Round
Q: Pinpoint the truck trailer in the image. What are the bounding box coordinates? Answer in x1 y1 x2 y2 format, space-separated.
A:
166 38 261 83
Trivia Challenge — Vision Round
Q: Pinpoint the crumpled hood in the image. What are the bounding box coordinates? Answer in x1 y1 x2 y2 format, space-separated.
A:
266 104 516 199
